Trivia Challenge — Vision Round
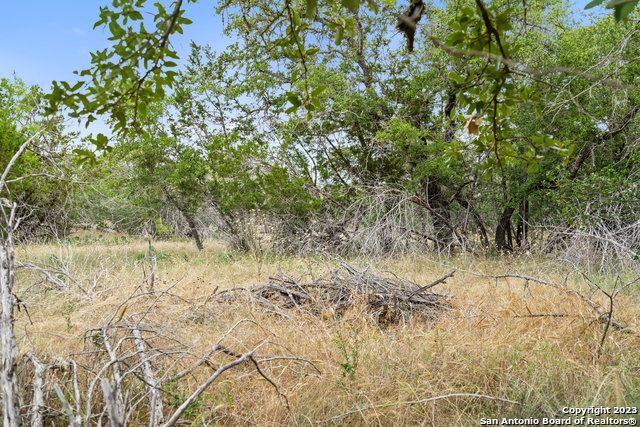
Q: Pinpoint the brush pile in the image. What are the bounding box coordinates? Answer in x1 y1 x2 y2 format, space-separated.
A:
212 263 453 324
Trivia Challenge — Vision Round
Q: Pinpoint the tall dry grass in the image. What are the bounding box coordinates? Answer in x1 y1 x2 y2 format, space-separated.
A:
12 238 640 426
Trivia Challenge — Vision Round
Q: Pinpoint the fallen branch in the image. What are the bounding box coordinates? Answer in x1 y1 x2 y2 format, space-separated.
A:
53 383 80 427
408 270 455 298
213 264 452 324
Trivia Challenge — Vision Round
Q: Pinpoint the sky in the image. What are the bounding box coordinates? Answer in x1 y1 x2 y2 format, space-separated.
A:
0 1 230 90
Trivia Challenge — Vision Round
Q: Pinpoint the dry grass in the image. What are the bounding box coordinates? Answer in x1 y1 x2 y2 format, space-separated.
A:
13 238 640 426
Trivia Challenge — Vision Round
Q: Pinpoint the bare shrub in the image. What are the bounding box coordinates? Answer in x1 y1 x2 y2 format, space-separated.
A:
17 281 319 426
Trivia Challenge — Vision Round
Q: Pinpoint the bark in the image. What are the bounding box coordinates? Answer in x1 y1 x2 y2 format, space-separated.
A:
444 90 458 143
351 15 373 89
131 327 164 426
422 177 453 246
495 206 515 252
417 87 460 249
410 194 463 247
0 133 40 427
25 353 45 427
1 238 20 427
101 378 125 427
182 210 204 251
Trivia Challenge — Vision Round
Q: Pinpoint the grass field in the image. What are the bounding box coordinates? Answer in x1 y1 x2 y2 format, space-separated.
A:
14 238 640 426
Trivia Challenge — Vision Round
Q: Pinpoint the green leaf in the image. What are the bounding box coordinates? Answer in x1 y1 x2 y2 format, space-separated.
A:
610 0 638 20
286 91 302 107
335 27 344 45
341 0 360 12
448 72 466 83
606 0 635 7
94 133 109 150
367 0 379 14
73 148 97 166
344 17 356 37
311 85 327 97
306 0 318 17
139 101 148 117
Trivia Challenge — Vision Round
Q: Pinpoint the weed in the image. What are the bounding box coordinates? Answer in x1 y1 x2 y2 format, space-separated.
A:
12 243 640 425
333 323 361 382
135 247 171 262
165 378 206 419
216 252 234 264
62 300 74 332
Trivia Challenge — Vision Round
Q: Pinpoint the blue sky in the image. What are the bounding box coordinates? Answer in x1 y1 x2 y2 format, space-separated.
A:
1 1 600 91
0 1 230 90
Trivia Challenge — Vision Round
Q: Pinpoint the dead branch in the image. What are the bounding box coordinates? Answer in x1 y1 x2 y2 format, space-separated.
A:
213 264 452 325
131 325 164 426
161 350 256 427
408 270 455 298
24 352 45 427
53 383 80 427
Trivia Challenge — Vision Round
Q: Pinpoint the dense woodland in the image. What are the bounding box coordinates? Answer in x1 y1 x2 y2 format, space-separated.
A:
4 0 640 265
1 0 640 425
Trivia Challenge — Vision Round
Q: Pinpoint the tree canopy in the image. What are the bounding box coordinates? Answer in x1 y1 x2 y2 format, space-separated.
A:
1 0 638 259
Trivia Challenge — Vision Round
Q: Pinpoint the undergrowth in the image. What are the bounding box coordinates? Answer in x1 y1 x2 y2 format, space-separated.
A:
12 238 640 425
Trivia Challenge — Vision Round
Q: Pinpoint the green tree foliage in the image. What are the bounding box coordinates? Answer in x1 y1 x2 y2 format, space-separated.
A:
0 78 74 239
30 0 640 256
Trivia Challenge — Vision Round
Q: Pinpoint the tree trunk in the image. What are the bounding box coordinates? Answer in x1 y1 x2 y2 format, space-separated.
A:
182 210 204 251
162 187 204 251
444 90 458 143
1 237 20 426
495 206 515 252
418 87 459 249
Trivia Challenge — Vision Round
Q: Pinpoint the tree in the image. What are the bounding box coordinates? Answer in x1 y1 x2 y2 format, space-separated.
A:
0 78 72 426
0 78 74 240
115 122 209 250
153 0 638 255
37 0 640 256
42 0 635 154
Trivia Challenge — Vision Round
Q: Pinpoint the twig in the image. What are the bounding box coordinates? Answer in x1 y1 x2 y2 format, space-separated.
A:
408 270 455 298
54 383 81 427
161 350 255 427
